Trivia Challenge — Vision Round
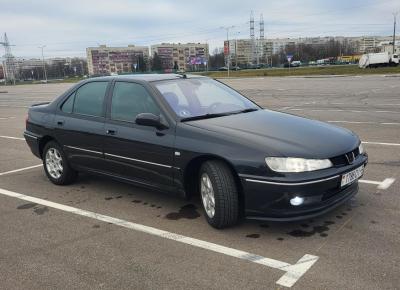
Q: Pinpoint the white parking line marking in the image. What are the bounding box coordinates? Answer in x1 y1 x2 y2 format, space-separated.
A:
359 178 395 190
276 254 319 287
286 108 400 114
327 120 400 126
0 187 317 288
0 117 15 120
377 178 395 190
0 165 42 176
359 179 380 185
0 104 29 108
0 135 25 140
362 141 400 146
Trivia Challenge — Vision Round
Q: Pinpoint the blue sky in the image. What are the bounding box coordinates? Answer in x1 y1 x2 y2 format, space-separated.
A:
0 0 398 58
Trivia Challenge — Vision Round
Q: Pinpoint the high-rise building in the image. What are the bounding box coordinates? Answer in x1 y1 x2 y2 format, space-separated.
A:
357 37 380 53
151 43 209 71
378 40 400 54
227 36 400 60
225 39 273 66
86 45 149 76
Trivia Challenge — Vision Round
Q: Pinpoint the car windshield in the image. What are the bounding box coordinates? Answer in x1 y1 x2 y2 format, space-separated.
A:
153 78 259 120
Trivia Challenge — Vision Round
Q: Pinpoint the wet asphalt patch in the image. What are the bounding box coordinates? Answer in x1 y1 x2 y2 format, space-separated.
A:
17 203 49 215
131 199 163 209
165 204 200 220
246 234 260 239
253 220 337 239
33 206 49 215
287 220 336 238
17 203 37 209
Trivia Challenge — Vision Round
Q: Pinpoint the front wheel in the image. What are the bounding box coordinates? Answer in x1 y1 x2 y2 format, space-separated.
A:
43 141 77 185
199 160 239 229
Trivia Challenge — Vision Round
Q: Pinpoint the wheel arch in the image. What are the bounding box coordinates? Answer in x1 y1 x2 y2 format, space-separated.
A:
183 154 244 214
39 135 57 158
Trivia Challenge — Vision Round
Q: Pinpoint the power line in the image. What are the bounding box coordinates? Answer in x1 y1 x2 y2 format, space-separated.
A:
0 33 16 85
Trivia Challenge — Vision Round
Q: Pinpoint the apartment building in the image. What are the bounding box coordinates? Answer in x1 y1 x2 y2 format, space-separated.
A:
224 39 273 66
151 43 209 71
379 40 400 54
86 45 149 76
346 36 400 53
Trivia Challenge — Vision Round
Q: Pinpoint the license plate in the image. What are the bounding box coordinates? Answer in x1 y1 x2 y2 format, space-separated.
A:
341 165 364 187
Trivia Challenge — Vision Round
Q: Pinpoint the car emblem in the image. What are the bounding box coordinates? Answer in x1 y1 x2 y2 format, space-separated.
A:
345 152 355 164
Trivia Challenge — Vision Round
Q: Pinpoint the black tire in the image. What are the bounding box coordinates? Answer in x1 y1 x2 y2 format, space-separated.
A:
199 160 239 229
42 141 77 185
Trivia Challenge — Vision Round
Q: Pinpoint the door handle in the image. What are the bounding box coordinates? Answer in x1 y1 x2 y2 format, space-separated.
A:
57 120 64 126
106 129 117 135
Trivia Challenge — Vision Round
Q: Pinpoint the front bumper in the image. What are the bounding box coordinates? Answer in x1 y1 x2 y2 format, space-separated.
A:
240 155 367 221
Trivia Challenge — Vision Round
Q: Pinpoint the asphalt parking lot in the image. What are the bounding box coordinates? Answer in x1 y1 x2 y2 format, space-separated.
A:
0 74 399 289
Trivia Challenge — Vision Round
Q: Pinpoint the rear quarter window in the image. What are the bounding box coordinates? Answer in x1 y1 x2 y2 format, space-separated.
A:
61 92 75 113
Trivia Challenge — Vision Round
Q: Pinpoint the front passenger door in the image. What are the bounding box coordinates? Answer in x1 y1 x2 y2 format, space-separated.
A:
103 81 175 189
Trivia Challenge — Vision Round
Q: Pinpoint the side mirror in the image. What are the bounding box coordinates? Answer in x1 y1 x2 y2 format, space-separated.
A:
135 113 168 130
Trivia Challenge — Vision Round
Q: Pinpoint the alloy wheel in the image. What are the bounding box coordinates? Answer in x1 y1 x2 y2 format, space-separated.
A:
200 173 216 218
45 148 63 179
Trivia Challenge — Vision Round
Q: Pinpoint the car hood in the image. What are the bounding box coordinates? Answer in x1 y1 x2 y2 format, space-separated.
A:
185 110 359 159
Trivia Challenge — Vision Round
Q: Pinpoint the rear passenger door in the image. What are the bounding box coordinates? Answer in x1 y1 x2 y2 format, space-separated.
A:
55 81 110 170
103 81 175 189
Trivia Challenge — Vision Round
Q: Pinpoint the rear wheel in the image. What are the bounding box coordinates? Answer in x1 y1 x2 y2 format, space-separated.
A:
199 160 239 229
43 141 77 185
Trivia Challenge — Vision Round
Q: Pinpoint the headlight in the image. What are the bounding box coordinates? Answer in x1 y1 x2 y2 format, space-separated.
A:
265 157 333 173
358 143 364 154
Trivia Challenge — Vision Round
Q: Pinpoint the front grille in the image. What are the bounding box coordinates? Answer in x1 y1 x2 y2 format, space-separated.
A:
330 147 360 167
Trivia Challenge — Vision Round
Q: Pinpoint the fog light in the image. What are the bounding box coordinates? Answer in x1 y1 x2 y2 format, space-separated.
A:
290 196 304 206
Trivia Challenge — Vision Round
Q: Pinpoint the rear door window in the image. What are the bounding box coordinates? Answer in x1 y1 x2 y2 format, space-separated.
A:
73 82 108 117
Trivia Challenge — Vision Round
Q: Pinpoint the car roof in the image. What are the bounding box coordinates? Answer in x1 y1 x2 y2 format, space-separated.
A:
89 73 207 82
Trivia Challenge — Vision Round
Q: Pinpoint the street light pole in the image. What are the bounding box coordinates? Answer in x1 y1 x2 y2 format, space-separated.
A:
232 31 241 69
221 26 234 77
38 45 47 82
393 12 398 55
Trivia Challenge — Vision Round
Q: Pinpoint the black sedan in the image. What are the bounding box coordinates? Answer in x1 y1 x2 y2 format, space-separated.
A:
24 74 367 228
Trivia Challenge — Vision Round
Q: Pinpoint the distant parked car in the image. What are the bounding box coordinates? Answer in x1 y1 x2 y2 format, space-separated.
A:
291 61 302 67
218 66 228 71
24 74 368 228
247 64 261 69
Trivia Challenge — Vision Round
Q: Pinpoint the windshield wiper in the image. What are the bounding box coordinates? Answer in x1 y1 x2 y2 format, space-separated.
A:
234 108 259 114
181 112 232 122
181 108 259 122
